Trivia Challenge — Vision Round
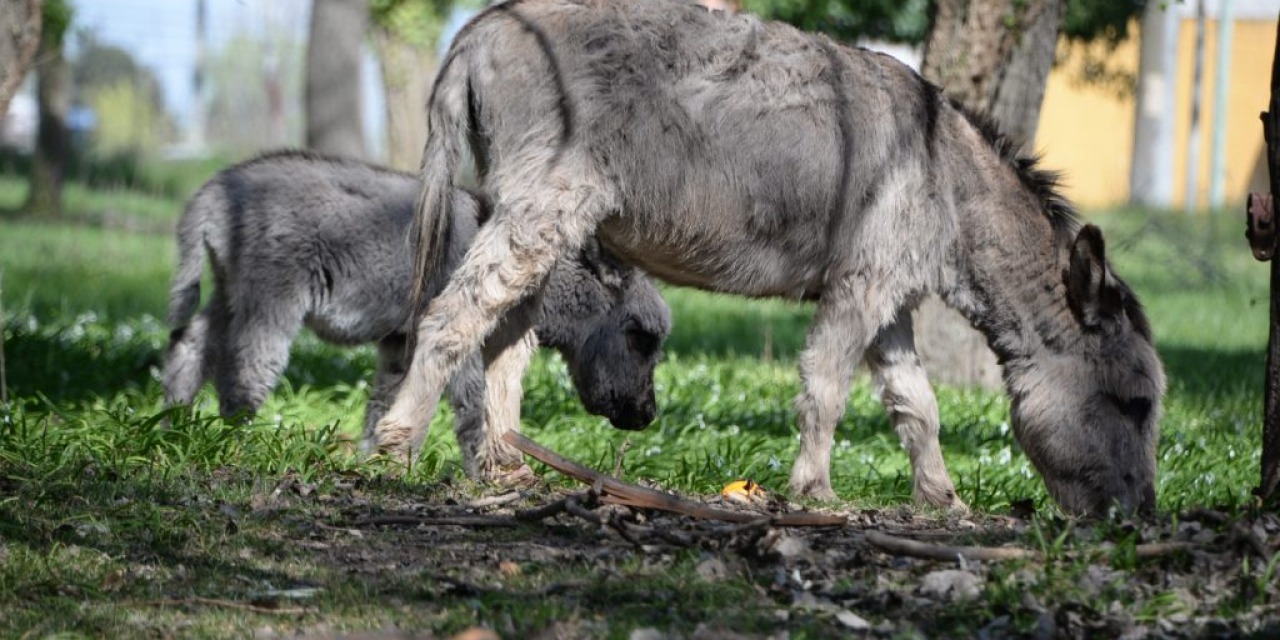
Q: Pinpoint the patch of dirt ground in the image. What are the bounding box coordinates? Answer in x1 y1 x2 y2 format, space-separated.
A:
247 472 1280 640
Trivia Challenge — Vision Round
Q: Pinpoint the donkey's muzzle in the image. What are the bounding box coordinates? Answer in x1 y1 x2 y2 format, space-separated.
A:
606 397 657 431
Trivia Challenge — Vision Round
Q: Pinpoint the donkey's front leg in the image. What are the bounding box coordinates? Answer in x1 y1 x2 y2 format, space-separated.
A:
789 292 878 500
459 295 541 485
372 168 615 461
865 313 966 512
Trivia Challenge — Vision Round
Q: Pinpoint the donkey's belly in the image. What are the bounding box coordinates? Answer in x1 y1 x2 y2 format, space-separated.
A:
598 217 825 300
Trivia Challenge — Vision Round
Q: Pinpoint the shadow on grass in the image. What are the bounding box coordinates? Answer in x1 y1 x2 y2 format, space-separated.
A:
2 329 375 406
1158 345 1264 400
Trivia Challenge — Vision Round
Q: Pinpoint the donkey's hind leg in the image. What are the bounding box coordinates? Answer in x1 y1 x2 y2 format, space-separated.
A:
373 164 616 460
790 291 882 500
865 312 966 512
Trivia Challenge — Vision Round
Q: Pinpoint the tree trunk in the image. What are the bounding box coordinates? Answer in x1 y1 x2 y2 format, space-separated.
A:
1130 0 1179 207
25 25 70 218
305 0 368 160
371 25 435 172
913 0 1065 390
0 0 41 117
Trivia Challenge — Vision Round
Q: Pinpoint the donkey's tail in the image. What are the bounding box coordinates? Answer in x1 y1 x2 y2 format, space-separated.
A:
166 185 216 330
408 40 475 316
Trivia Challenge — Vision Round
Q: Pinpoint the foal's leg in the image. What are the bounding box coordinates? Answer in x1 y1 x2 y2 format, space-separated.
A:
373 165 615 459
789 291 881 500
214 295 304 419
362 335 409 448
444 349 487 474
865 313 966 511
163 308 213 408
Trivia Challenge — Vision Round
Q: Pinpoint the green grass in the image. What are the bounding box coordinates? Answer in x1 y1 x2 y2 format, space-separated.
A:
0 188 1274 636
0 203 1268 511
0 174 187 231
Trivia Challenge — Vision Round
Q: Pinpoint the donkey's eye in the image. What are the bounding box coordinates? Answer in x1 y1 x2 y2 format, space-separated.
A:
1106 393 1152 426
626 326 660 357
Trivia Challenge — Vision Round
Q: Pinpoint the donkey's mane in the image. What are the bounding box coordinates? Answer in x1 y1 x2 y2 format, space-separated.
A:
943 100 1153 339
945 97 1081 245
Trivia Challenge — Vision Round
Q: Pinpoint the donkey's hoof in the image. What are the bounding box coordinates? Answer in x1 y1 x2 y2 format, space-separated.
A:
789 479 838 502
915 484 969 515
482 464 539 488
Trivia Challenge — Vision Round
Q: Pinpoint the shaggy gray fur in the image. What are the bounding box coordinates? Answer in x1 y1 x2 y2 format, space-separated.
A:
375 0 1165 516
162 150 671 480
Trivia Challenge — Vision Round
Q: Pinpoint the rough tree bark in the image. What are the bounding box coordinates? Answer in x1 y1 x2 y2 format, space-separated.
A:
305 0 368 159
0 0 41 117
371 24 434 172
24 17 70 218
912 0 1066 389
1259 12 1280 505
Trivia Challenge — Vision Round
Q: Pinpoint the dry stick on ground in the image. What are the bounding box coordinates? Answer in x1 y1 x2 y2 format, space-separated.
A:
501 431 847 527
139 597 309 615
346 514 521 528
864 530 1197 563
468 490 525 509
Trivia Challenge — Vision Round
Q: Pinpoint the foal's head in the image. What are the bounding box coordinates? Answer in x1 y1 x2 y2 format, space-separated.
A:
537 239 671 430
1009 225 1165 517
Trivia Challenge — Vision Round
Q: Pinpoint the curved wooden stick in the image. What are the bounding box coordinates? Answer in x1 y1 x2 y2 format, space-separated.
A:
865 530 1196 563
865 530 1037 562
501 431 847 527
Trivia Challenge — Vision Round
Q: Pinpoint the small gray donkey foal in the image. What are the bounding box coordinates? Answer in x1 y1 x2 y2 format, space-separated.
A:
374 0 1166 516
163 150 671 480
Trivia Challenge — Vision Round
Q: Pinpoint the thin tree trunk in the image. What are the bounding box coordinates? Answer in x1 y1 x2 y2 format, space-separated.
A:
305 0 368 160
1130 0 1179 207
371 25 435 172
913 0 1065 390
25 26 70 218
0 0 42 117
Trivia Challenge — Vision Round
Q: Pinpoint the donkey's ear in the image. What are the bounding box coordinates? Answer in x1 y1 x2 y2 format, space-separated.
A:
580 236 627 290
1067 225 1124 329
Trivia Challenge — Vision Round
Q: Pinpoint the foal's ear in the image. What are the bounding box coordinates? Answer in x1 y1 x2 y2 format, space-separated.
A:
1067 225 1124 329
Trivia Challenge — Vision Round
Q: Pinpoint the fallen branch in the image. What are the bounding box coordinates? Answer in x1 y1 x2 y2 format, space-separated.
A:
865 530 1197 563
468 491 525 509
346 514 520 528
514 496 570 521
501 431 846 527
865 530 1037 562
138 597 308 615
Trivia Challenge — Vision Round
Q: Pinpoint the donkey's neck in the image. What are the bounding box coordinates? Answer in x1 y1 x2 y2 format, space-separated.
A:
939 196 1082 376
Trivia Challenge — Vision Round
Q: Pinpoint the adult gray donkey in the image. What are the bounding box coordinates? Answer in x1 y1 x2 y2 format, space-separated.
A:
374 0 1166 516
163 150 671 481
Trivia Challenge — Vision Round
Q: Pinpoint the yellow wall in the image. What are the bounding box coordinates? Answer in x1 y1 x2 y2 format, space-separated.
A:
1035 19 1276 211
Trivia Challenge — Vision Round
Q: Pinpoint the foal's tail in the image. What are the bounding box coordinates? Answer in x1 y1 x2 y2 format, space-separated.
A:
407 37 475 317
166 185 216 330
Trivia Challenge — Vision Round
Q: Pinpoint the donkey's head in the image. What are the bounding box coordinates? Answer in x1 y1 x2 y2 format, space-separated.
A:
1008 225 1165 517
537 239 671 430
